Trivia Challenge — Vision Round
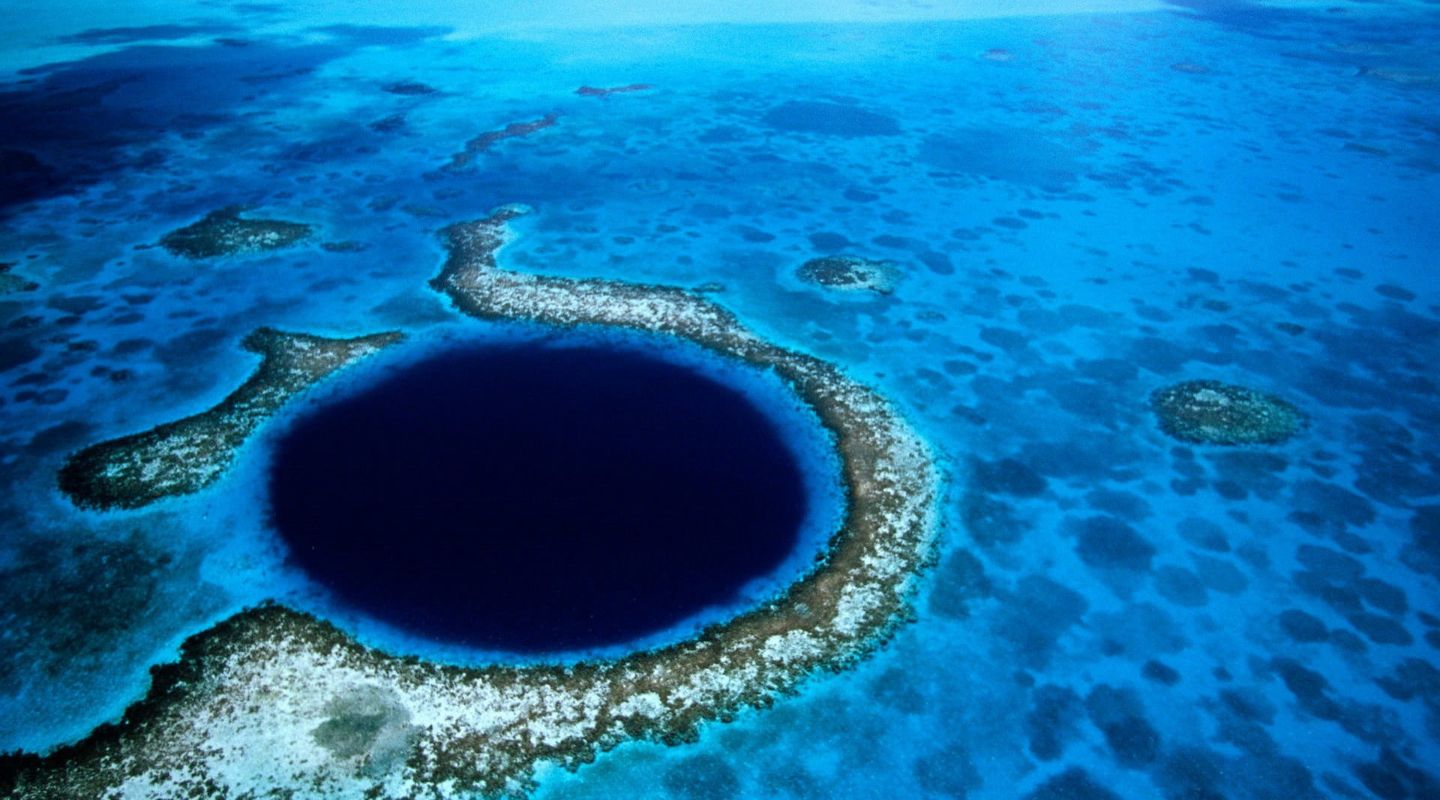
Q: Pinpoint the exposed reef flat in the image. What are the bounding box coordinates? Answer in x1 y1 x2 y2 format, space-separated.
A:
1152 379 1307 445
159 206 313 260
797 255 899 294
5 207 942 798
57 328 403 510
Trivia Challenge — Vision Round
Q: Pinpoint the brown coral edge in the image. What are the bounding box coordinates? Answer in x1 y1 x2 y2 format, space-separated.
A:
5 205 942 799
58 328 404 510
445 115 560 171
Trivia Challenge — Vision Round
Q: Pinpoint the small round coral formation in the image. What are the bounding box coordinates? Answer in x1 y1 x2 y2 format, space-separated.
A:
797 255 898 294
1151 380 1306 445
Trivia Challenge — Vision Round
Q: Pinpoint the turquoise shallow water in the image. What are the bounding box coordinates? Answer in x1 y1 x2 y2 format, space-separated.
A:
2 1 1439 797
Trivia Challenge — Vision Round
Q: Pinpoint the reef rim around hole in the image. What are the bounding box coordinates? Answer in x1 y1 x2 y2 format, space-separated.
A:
8 205 942 799
264 334 844 657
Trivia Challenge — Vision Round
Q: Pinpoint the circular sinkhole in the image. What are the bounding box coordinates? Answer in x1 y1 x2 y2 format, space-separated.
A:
266 339 819 655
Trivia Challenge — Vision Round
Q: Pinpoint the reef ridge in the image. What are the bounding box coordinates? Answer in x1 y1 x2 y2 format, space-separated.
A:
58 328 403 510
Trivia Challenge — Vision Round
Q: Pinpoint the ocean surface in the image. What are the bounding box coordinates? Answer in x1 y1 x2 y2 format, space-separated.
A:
2 0 1439 797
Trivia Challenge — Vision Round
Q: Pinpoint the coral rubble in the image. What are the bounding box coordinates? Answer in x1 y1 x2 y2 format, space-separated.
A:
1151 379 1307 445
57 328 403 510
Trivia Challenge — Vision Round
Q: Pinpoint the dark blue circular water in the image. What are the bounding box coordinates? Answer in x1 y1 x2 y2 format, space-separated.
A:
267 341 810 653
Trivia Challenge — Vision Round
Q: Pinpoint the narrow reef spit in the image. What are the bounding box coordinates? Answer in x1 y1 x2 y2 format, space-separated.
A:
576 84 652 96
6 207 941 798
382 80 438 96
1151 379 1307 445
446 115 559 170
58 328 403 510
159 206 314 259
797 255 899 294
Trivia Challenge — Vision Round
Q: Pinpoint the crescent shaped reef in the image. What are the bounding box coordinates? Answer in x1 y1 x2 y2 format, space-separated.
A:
5 205 942 798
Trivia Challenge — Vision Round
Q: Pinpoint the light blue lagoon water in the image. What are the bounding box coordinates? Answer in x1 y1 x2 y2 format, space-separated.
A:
1 1 1439 797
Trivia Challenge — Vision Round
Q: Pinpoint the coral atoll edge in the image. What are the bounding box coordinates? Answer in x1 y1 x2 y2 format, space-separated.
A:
1 205 942 799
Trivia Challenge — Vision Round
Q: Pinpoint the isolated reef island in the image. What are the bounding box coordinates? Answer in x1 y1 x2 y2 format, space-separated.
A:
5 206 942 798
796 255 899 294
1151 379 1308 446
158 206 313 259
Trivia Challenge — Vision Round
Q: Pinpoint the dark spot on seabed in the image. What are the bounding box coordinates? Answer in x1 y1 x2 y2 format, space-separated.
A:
869 666 927 713
1142 660 1180 685
1085 488 1151 521
1268 658 1411 746
973 457 1048 497
57 23 244 45
0 24 449 214
663 754 740 800
25 420 94 455
382 80 437 96
919 127 1083 190
927 549 991 620
1220 687 1275 725
762 100 901 137
268 342 811 652
809 232 852 252
1354 749 1440 799
994 575 1088 669
1085 685 1162 768
0 336 42 373
1176 517 1229 552
369 113 406 133
1024 685 1085 760
913 742 982 797
1402 505 1440 580
1161 0 1310 33
1278 608 1329 642
961 488 1028 547
1155 565 1208 607
0 532 220 689
1024 767 1122 800
1070 515 1156 572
